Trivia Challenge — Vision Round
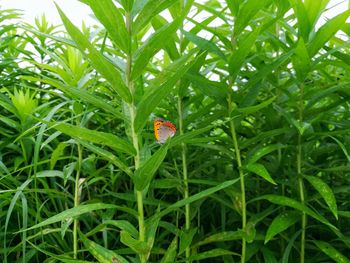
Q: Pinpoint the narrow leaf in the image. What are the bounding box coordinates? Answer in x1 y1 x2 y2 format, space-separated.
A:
28 241 90 263
20 204 119 232
305 175 338 219
313 240 350 263
189 248 238 261
132 19 181 79
256 195 337 230
134 49 200 132
237 96 276 115
103 219 139 239
133 143 169 191
245 163 277 185
229 26 261 76
79 140 133 176
308 10 350 57
182 30 226 60
51 122 135 156
133 0 177 34
193 231 242 248
265 211 300 244
247 144 285 164
288 0 310 40
160 236 178 263
56 4 132 102
153 178 240 222
120 230 150 254
234 0 272 35
82 0 129 52
80 231 129 263
179 228 197 255
292 38 310 81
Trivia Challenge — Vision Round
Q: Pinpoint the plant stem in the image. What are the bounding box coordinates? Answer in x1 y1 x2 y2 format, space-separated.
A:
297 135 306 263
125 11 146 263
227 92 246 263
178 1 191 259
73 143 82 259
297 83 306 263
177 97 190 261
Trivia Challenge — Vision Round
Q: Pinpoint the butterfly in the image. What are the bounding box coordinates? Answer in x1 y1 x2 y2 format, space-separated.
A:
154 118 176 144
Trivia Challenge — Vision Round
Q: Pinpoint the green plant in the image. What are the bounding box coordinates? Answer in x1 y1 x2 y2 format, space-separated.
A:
1 1 350 262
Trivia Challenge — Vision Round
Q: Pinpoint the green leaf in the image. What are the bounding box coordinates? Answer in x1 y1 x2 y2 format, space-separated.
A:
313 240 350 263
292 38 310 81
160 236 178 263
240 51 293 107
62 86 126 120
132 19 181 79
80 231 129 263
193 231 242 248
152 179 240 221
179 228 197 255
305 175 338 219
134 49 200 132
120 230 150 254
304 0 329 29
182 30 226 60
243 221 256 243
103 219 138 239
152 15 180 60
20 204 119 232
27 241 90 263
261 247 278 263
50 122 136 156
225 0 239 16
169 124 213 147
185 73 226 103
234 0 272 36
189 248 238 261
265 211 300 244
256 195 337 230
78 140 133 176
281 230 301 263
308 10 350 57
247 144 285 164
82 0 129 52
229 26 261 76
133 0 177 34
329 135 350 163
237 96 276 115
22 76 126 120
245 163 276 185
50 142 68 170
288 0 310 40
56 4 132 102
133 143 169 191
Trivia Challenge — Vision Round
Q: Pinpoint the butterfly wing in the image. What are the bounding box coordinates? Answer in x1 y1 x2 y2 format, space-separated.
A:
157 121 176 144
154 118 164 142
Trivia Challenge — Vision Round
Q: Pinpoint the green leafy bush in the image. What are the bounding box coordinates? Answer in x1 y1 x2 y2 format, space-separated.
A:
1 1 350 262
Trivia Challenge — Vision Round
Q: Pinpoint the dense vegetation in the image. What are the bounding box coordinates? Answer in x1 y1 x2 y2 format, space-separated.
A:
1 0 350 262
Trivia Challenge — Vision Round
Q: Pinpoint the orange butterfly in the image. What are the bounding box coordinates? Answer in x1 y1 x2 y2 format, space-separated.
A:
154 118 176 144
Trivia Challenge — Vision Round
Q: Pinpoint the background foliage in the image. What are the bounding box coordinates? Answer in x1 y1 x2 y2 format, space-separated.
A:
1 0 350 262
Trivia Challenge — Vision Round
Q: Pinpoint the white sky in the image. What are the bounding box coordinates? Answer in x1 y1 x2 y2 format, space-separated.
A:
0 0 348 28
1 0 96 26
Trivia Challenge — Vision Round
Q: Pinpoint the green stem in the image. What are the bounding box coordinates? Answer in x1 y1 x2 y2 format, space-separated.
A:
297 83 306 263
178 1 190 260
297 136 306 263
125 11 146 263
228 93 246 263
73 143 82 259
177 97 190 261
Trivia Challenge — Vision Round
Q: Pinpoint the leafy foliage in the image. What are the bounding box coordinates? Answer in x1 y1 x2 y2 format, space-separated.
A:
1 1 350 262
